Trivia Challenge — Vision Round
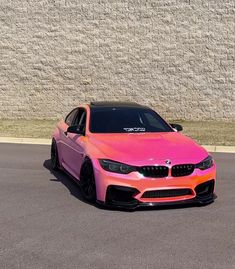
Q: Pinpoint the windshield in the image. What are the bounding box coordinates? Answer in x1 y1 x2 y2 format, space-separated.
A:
90 107 173 133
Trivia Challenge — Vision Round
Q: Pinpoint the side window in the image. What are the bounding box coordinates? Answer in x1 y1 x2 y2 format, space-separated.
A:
65 108 78 126
73 108 87 132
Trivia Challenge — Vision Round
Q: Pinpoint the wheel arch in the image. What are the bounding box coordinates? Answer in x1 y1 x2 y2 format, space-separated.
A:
80 155 94 175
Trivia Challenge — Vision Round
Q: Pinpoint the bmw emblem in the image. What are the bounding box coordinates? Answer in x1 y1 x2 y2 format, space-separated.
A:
165 159 171 165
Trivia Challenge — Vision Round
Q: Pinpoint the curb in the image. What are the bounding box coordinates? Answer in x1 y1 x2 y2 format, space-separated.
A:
0 137 51 145
0 137 234 153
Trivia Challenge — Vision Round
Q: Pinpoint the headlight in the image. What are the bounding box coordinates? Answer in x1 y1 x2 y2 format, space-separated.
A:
195 156 214 170
99 159 136 174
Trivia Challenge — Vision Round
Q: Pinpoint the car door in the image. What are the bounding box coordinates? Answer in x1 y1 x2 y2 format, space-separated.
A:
61 108 87 179
59 108 79 165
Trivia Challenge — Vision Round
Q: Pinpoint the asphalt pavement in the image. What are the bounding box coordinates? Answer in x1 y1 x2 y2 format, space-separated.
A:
0 143 234 269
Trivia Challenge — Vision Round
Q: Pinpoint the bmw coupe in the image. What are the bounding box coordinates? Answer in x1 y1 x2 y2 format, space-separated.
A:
51 102 216 209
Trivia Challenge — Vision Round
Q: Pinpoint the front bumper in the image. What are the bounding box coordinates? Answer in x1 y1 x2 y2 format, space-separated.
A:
93 160 217 210
97 180 216 210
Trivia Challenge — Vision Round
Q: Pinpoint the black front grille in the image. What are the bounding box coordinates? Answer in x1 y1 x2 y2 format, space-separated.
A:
138 166 169 178
171 164 195 177
142 189 192 198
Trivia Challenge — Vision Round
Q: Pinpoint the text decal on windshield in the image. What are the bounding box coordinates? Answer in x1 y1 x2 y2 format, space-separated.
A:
123 127 146 132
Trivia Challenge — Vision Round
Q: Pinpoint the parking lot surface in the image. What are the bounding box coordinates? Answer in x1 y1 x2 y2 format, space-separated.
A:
0 143 234 269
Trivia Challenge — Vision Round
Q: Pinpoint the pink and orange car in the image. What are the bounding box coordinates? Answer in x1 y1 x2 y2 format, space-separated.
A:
51 102 216 209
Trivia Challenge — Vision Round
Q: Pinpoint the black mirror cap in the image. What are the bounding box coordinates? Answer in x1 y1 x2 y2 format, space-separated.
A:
170 123 183 132
67 125 85 135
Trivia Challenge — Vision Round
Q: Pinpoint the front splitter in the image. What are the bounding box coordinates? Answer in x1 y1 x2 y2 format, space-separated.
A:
97 194 217 210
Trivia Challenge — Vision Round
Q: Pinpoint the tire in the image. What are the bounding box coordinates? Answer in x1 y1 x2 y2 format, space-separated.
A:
51 139 59 171
80 159 97 203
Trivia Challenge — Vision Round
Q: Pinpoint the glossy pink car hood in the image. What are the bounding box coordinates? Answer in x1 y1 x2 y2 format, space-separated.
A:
88 132 208 166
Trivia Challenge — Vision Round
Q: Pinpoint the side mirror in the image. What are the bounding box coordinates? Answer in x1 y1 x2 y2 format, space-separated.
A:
66 125 85 136
170 123 183 132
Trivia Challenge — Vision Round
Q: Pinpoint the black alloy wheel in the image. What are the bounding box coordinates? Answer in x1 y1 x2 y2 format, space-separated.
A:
80 159 97 202
51 139 59 171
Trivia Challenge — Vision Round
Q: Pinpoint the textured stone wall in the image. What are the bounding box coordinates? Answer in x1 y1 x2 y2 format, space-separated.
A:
0 0 234 120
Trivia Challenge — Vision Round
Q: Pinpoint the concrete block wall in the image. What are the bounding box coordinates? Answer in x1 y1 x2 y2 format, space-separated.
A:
0 0 234 120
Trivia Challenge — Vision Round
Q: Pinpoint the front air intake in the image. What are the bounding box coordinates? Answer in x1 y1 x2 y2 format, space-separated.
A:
195 180 215 198
142 189 193 198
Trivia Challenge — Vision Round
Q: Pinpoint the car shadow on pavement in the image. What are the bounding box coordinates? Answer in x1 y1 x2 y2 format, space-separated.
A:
43 159 209 212
43 159 103 210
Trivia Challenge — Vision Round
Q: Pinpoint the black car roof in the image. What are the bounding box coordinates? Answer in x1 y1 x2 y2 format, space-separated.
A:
90 101 147 108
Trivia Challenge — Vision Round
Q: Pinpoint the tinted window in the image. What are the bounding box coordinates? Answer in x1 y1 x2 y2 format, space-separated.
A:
65 109 78 126
73 108 87 133
90 107 173 133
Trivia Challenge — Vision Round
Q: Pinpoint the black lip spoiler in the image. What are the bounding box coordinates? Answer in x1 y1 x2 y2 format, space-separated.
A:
97 194 217 210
